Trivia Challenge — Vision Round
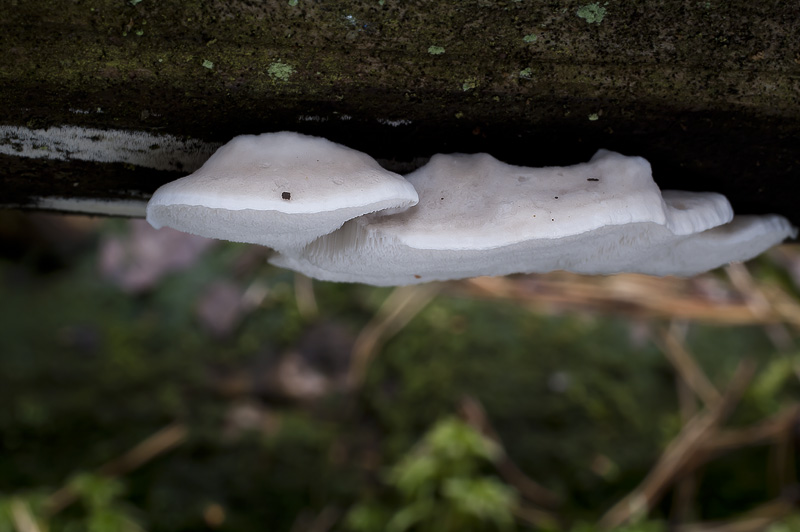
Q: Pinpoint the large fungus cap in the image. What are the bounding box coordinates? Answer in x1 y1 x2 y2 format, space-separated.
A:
146 132 419 252
271 150 795 285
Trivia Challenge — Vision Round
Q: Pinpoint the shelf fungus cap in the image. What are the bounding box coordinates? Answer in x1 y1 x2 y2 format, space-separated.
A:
356 149 734 253
270 150 795 285
146 132 419 252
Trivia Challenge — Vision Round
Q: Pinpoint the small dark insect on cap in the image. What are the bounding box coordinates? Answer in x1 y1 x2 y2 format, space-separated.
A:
281 191 291 200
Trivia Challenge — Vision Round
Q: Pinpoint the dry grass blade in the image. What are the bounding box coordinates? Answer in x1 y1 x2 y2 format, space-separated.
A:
459 396 562 510
599 360 757 530
294 273 319 319
97 422 187 477
659 323 721 406
671 373 700 524
290 505 340 532
761 283 800 331
306 506 340 532
675 496 798 532
774 425 795 489
700 405 800 454
347 283 440 389
10 498 43 532
512 504 563 530
672 404 800 513
725 263 795 350
458 274 776 325
46 423 187 515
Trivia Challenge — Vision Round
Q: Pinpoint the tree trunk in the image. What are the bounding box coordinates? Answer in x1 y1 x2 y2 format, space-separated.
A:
2 1 799 225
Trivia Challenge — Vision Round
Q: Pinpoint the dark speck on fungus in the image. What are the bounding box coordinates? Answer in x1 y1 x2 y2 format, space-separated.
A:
282 191 291 200
587 178 599 182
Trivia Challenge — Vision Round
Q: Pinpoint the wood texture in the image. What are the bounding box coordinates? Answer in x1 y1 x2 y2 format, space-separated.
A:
1 1 799 225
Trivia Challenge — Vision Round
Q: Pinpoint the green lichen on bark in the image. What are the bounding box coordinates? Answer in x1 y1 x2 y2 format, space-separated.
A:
267 62 296 81
576 2 607 24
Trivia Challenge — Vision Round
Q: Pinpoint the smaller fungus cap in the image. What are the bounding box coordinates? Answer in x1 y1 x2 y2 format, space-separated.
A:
270 150 794 285
620 213 797 276
146 132 418 252
357 149 733 254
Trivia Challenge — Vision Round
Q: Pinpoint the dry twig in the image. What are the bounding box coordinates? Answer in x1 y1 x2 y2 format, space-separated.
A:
599 360 757 529
347 284 440 388
671 368 700 524
294 273 319 320
700 405 800 455
290 505 340 532
459 396 562 511
512 504 563 530
46 423 187 515
659 323 721 406
458 274 779 325
725 263 795 350
675 494 798 532
10 499 43 532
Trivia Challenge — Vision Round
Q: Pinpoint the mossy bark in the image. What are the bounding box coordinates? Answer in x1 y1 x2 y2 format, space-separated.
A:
1 0 799 224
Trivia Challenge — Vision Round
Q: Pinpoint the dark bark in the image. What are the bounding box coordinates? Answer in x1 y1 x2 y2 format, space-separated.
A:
1 0 799 224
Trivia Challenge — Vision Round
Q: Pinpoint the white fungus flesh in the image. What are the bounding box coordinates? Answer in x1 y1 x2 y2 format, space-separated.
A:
146 132 419 252
270 150 796 285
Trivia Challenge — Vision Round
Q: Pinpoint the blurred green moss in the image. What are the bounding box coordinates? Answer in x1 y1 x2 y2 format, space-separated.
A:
0 217 797 531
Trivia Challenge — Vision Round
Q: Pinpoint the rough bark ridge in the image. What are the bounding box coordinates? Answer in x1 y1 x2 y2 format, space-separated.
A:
1 0 799 224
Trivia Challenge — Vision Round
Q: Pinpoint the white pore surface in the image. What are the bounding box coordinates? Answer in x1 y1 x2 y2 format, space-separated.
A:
270 150 795 285
146 132 419 251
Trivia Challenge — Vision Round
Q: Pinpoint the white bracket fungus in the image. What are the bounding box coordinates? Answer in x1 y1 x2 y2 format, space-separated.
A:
146 132 419 253
144 133 796 286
